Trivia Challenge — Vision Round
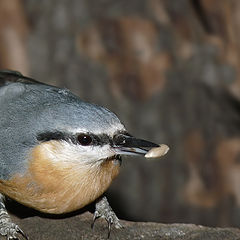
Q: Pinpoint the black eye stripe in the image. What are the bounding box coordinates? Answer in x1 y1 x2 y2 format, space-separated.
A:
37 131 114 146
37 132 69 142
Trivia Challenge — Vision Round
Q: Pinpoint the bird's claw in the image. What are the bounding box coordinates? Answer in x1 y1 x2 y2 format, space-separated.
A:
0 222 28 240
92 196 122 238
15 225 28 240
0 195 28 239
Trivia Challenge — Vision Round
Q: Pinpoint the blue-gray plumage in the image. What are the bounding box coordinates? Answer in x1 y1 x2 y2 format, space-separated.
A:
0 71 124 180
0 70 160 239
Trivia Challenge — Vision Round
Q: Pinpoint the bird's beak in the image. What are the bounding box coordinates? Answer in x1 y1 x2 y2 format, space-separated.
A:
112 133 159 156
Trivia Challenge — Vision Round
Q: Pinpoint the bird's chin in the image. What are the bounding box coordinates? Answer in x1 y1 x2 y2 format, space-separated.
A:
104 154 122 165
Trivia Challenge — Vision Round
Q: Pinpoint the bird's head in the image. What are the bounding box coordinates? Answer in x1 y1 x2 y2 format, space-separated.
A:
34 97 159 167
1 79 161 179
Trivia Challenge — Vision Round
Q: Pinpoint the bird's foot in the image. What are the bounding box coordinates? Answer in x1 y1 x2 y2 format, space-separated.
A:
0 195 28 240
91 196 122 238
0 216 27 240
0 218 28 240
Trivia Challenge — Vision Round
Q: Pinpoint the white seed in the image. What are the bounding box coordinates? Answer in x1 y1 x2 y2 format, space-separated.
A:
145 144 169 159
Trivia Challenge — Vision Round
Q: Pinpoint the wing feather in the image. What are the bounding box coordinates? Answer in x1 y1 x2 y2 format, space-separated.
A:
0 70 43 88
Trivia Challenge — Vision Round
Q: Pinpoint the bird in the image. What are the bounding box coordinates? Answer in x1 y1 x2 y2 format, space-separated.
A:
0 70 160 239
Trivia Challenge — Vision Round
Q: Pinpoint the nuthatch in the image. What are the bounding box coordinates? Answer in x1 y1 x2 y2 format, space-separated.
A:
0 70 168 239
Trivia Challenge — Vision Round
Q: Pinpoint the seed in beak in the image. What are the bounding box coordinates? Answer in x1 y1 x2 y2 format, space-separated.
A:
145 144 169 159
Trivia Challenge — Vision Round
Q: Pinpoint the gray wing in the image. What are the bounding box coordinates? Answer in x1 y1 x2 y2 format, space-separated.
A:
0 70 46 179
0 70 73 180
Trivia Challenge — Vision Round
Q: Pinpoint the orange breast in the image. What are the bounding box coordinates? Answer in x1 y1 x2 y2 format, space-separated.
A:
0 141 120 214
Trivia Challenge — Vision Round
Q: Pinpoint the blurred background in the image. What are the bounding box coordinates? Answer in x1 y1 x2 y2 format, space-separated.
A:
1 0 240 228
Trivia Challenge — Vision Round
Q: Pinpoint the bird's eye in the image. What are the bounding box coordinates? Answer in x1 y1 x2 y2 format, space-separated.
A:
77 134 92 146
